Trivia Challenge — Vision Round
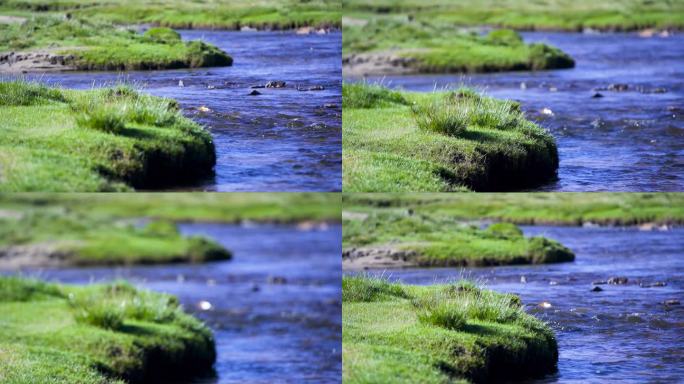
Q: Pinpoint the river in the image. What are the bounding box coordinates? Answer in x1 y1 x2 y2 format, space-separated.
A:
355 225 684 382
24 30 342 192
350 32 684 191
10 223 342 384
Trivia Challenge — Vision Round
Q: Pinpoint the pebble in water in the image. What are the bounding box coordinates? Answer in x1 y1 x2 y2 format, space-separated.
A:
198 300 213 311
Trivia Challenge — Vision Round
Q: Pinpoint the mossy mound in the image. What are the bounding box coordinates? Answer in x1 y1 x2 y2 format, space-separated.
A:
343 212 574 267
0 209 232 267
343 20 574 74
0 17 232 71
0 277 216 384
343 276 558 383
0 80 217 192
343 83 559 192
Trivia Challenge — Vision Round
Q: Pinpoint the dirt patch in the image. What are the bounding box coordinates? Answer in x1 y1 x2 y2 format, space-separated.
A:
342 51 419 77
342 246 418 270
0 49 78 73
0 243 71 269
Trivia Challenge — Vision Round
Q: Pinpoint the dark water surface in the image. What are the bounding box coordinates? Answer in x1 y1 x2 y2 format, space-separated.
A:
359 226 684 383
352 32 684 191
26 30 342 191
10 223 342 384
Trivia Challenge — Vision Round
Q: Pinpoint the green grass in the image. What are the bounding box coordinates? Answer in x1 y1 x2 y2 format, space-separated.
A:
0 80 216 191
0 277 215 384
0 17 232 70
0 208 231 266
343 83 559 192
343 19 574 73
343 275 558 383
0 193 342 223
343 192 684 226
343 0 684 31
0 0 341 30
343 211 574 267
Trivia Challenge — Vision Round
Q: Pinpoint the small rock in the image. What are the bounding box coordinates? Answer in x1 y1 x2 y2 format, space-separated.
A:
607 276 629 285
178 80 184 87
268 276 287 285
638 29 655 38
197 106 211 112
520 82 527 90
207 85 215 89
248 90 261 96
591 286 603 292
324 103 337 108
308 85 325 91
265 81 286 88
592 92 604 98
198 300 212 311
549 280 558 286
541 107 554 116
520 276 527 284
539 301 552 309
664 299 680 305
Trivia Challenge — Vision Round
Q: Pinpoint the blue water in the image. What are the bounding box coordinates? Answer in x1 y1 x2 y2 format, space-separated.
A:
352 226 684 383
349 32 684 191
24 30 342 192
8 223 343 384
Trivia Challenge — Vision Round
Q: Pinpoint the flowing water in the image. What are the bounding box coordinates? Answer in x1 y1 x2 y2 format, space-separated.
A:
355 226 684 383
351 32 684 191
23 30 342 192
9 223 343 384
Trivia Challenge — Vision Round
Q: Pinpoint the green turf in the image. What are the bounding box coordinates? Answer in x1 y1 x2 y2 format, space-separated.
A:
343 19 574 73
343 192 684 226
0 80 216 192
0 193 342 223
0 17 232 70
343 210 573 267
0 277 215 384
0 0 340 30
0 208 231 266
343 276 558 383
343 0 684 31
343 83 559 192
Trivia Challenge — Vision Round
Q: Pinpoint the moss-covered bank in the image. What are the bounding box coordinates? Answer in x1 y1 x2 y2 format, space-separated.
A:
343 20 573 75
343 83 559 192
343 211 574 268
343 0 684 32
343 276 558 383
0 18 232 72
0 209 231 268
342 193 684 226
0 277 215 384
0 80 216 192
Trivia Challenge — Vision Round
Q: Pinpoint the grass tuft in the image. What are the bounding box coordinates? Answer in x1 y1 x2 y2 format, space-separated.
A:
0 80 67 106
411 96 468 137
342 81 408 109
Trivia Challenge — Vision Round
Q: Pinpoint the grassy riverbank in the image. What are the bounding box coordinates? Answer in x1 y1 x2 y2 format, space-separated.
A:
0 277 215 383
343 0 684 31
0 210 231 268
0 0 340 30
0 17 232 71
343 193 684 226
343 20 574 75
0 193 341 223
343 276 558 383
343 83 559 192
343 211 573 268
0 80 216 192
